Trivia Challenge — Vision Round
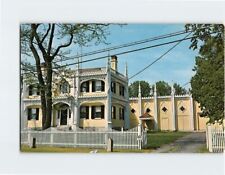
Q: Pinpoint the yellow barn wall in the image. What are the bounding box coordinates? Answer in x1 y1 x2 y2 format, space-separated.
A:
194 101 208 131
157 98 172 131
27 105 42 128
129 101 140 128
142 99 155 117
175 97 192 131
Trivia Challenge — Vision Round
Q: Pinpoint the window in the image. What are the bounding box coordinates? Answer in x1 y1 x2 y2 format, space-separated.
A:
162 107 168 112
28 85 40 96
111 82 116 93
28 108 39 120
91 106 104 119
28 85 33 96
180 106 185 112
146 108 151 113
60 81 69 94
112 106 116 119
119 107 125 120
81 81 89 92
119 85 125 96
80 106 89 119
131 108 135 113
92 80 105 92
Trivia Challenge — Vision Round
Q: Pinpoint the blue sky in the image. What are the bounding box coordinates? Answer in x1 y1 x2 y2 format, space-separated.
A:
68 24 198 89
23 24 199 89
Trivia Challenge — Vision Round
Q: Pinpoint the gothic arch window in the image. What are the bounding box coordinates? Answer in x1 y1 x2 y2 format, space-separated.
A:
81 81 89 92
60 81 70 94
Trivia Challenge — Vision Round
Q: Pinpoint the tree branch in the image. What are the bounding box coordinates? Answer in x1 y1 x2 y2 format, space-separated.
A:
40 24 51 44
31 24 48 60
52 33 73 59
47 24 55 55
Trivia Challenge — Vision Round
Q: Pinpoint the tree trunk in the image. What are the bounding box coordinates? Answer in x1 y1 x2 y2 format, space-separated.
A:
43 60 53 129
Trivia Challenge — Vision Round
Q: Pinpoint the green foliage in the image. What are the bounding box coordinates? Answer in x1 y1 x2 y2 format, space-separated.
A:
173 83 187 95
128 80 187 97
128 81 151 97
154 81 171 96
186 24 224 124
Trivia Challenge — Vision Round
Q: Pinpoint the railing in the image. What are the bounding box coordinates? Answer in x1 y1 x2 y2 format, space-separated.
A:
21 125 147 150
206 125 225 153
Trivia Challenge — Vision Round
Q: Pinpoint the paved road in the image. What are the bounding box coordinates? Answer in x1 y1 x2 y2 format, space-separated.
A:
153 132 206 153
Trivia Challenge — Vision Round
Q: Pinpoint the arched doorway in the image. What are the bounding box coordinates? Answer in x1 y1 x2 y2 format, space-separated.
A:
53 103 70 126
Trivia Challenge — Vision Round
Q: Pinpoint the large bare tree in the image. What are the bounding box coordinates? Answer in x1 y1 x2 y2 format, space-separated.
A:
21 23 110 129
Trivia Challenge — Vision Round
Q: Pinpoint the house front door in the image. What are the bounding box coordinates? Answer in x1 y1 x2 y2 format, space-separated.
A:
60 109 67 125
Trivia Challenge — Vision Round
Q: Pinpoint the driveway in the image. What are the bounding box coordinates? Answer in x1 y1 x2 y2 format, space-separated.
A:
153 132 206 153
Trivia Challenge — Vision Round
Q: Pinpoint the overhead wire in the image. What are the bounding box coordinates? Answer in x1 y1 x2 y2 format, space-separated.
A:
128 32 192 80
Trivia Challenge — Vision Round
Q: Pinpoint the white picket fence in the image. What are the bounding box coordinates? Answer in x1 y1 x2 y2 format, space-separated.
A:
206 125 225 153
21 125 148 150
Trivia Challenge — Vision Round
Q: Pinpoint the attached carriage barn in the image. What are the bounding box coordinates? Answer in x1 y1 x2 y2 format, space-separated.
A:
21 55 208 131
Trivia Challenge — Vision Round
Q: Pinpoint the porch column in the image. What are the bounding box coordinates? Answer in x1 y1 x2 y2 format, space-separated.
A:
21 82 27 130
73 60 80 130
106 58 112 130
73 101 80 130
138 82 142 124
124 62 130 129
171 85 176 131
23 105 28 130
189 94 195 131
153 84 158 130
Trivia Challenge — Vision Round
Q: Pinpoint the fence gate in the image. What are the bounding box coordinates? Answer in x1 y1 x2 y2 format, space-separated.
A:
206 125 225 153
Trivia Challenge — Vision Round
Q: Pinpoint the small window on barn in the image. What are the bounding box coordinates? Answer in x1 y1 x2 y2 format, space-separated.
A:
146 108 151 113
180 106 185 112
162 107 167 112
131 108 135 113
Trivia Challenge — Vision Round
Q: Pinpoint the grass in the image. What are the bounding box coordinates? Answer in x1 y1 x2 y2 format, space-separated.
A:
196 145 209 153
20 145 152 153
20 131 189 153
146 131 189 149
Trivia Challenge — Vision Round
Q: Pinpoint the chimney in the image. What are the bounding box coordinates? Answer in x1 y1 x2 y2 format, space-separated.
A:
111 55 118 71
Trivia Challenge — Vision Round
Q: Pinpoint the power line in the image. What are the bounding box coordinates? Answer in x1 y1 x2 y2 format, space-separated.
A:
53 29 190 63
24 29 191 70
21 34 196 74
21 31 215 75
128 32 192 80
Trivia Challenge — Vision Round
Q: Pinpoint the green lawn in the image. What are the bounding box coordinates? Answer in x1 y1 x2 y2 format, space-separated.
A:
146 131 189 149
20 145 152 153
196 144 209 153
20 131 189 153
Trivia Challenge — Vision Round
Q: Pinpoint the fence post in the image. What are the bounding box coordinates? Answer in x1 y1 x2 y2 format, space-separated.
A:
206 125 209 149
28 130 30 145
208 125 213 152
137 124 142 150
224 128 225 153
105 132 109 149
74 132 77 147
50 133 53 146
